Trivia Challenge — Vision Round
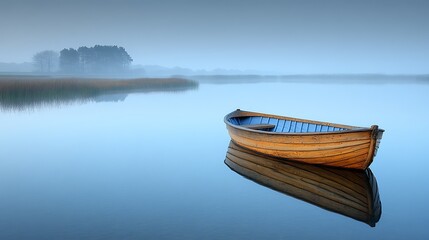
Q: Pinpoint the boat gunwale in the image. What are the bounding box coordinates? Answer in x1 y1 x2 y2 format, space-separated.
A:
224 109 384 136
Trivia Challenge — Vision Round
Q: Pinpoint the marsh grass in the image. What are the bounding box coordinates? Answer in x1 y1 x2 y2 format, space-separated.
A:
0 77 198 110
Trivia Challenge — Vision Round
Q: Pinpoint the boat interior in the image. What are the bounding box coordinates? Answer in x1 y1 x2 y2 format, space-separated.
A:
228 116 348 133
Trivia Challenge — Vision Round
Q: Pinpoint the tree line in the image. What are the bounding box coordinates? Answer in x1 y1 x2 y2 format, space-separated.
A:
33 45 133 74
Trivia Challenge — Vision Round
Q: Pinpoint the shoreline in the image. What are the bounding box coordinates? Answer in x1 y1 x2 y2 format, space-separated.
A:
0 76 198 110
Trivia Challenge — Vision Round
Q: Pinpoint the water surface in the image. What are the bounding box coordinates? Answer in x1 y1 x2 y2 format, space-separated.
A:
1 77 428 239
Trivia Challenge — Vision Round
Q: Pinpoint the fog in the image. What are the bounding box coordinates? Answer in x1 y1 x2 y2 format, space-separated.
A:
1 0 429 74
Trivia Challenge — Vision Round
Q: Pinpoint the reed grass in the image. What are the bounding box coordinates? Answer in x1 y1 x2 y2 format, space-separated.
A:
0 76 198 110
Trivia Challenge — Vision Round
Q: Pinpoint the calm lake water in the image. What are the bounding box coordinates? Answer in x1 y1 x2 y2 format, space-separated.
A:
1 76 428 239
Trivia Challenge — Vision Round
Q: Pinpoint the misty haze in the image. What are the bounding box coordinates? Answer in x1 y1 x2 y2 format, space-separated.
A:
1 1 429 240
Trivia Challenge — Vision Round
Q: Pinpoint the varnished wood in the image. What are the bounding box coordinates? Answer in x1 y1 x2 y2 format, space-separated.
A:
224 109 384 170
225 141 381 227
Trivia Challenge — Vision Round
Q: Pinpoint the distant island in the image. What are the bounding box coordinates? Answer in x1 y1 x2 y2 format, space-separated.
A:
0 44 275 77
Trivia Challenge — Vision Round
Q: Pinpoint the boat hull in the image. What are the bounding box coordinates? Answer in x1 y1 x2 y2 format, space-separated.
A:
225 110 384 170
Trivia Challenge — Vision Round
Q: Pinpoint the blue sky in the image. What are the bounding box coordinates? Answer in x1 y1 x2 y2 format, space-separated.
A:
1 0 428 74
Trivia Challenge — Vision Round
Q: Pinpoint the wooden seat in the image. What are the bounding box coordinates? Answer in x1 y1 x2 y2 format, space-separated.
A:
240 124 276 130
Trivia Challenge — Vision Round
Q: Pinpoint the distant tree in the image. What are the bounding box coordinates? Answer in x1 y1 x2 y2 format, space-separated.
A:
118 46 133 70
77 46 93 73
76 45 132 74
33 50 59 73
32 46 132 74
59 48 79 73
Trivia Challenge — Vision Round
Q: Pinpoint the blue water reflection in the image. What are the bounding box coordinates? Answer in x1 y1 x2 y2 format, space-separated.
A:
0 77 428 239
224 141 381 227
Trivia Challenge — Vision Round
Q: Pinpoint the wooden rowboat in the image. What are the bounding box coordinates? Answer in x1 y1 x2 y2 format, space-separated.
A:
224 109 384 169
225 141 382 227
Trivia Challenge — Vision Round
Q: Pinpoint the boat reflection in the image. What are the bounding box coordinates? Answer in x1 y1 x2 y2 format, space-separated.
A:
225 141 382 227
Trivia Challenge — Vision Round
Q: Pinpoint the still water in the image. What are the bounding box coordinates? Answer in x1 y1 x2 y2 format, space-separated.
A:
1 77 428 239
